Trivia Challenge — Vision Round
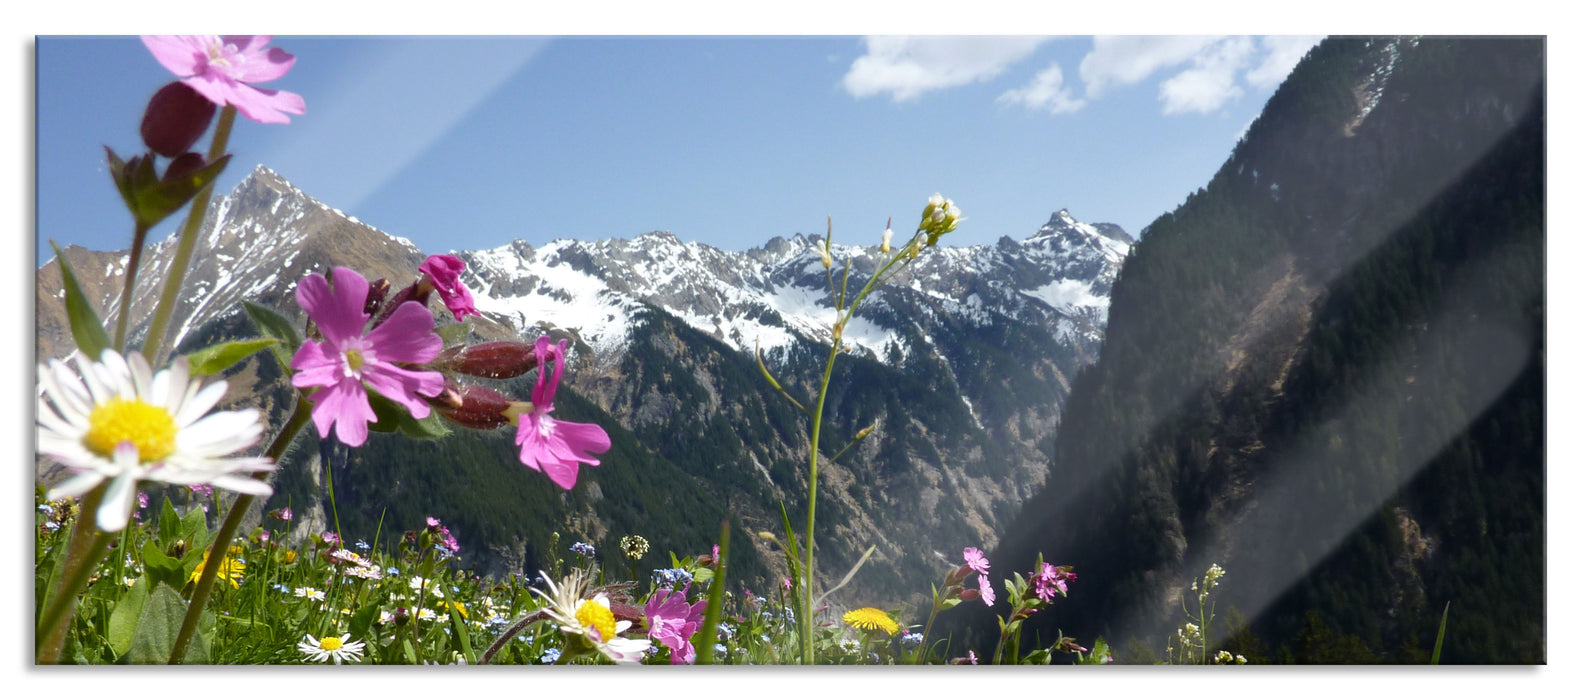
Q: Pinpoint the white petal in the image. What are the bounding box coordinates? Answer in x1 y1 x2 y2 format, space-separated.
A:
46 471 104 501
177 410 262 455
36 398 85 439
126 351 156 399
96 470 140 532
207 474 274 496
174 381 227 428
45 361 93 421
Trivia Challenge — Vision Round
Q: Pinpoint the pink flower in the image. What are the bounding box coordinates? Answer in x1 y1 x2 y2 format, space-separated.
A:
645 585 707 664
963 546 990 576
141 35 306 124
419 254 481 321
978 574 995 607
291 267 445 447
512 337 611 489
1031 562 1074 602
968 650 979 665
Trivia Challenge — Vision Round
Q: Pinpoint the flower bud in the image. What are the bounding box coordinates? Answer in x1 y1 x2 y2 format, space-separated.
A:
164 152 208 182
880 217 894 254
437 384 514 430
141 82 216 158
959 588 981 602
364 278 390 318
440 341 540 379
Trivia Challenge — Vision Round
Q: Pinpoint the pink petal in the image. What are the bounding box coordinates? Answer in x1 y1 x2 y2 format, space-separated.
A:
363 301 442 364
307 380 374 447
552 420 611 464
224 82 306 124
296 268 370 344
142 35 207 78
227 36 297 82
360 361 445 418
178 74 238 110
290 340 345 388
540 456 580 490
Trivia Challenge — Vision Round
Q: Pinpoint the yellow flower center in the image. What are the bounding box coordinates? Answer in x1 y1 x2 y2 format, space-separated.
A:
575 599 616 642
344 348 365 372
318 636 342 652
83 398 177 462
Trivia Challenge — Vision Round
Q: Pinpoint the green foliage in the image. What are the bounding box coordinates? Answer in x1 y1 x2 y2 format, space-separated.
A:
50 242 112 360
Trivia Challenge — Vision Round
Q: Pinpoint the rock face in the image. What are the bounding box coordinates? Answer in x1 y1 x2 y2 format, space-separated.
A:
36 165 1131 610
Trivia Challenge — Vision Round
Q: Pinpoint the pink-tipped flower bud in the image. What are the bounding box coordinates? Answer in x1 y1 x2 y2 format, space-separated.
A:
441 341 540 379
141 82 216 158
436 384 514 430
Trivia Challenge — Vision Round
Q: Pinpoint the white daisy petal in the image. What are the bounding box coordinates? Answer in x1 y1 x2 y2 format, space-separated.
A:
175 380 228 427
126 351 155 399
97 468 139 532
46 471 104 501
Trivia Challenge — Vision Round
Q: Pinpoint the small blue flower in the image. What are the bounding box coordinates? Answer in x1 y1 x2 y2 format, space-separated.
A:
386 566 401 576
754 596 767 607
355 539 371 551
717 623 734 640
43 521 61 532
540 648 562 664
571 542 596 557
868 652 880 664
713 643 728 656
37 504 53 515
901 631 924 648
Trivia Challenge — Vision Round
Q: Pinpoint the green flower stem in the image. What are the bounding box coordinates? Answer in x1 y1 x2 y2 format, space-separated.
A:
912 604 941 665
113 223 153 351
35 481 115 663
141 105 236 365
801 338 839 665
168 392 310 664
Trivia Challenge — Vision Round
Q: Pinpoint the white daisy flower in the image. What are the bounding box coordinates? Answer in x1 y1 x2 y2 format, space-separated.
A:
297 633 366 664
37 349 275 532
295 586 326 601
532 569 649 664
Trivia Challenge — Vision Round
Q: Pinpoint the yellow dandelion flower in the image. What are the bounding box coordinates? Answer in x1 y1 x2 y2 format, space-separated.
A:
843 607 898 636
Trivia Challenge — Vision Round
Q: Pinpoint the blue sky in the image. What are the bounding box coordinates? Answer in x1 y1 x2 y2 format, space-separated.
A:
35 35 1322 267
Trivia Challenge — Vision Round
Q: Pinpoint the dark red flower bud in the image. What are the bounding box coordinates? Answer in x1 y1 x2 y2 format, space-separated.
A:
959 588 981 602
436 384 514 430
441 341 540 379
364 278 390 318
164 152 208 182
141 82 216 158
371 279 430 329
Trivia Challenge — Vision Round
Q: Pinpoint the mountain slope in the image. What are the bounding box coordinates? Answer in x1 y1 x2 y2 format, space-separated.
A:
35 169 1131 609
974 37 1544 663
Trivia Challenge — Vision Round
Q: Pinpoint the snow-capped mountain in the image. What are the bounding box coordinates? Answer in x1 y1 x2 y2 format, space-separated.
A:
36 166 1132 607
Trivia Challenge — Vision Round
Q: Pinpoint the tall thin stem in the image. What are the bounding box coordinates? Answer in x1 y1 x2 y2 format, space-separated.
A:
141 106 236 365
113 223 152 351
801 339 840 665
35 482 111 663
168 393 311 663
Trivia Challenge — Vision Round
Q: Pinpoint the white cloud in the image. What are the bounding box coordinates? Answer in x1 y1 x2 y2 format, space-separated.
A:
842 36 1049 102
1158 36 1256 114
1246 35 1324 88
997 62 1086 114
1078 36 1224 98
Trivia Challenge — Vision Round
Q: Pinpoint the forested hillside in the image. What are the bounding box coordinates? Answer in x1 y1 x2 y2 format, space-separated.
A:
973 37 1544 663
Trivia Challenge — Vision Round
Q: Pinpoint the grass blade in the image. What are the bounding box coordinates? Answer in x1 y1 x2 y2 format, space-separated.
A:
1430 600 1450 665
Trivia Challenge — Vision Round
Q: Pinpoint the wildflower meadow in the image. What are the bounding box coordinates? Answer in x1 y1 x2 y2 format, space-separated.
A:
35 35 1425 669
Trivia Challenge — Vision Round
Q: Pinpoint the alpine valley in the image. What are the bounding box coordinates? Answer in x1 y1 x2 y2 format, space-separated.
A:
35 166 1132 610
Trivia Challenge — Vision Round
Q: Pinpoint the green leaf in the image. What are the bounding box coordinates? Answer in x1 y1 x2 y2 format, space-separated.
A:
1021 648 1052 665
446 600 475 663
1430 601 1450 665
183 338 278 377
366 389 451 440
141 540 184 593
436 321 471 347
242 301 302 372
108 576 151 657
159 499 180 549
180 506 209 547
107 147 232 231
50 242 111 361
349 604 380 647
693 520 730 665
402 638 417 664
127 583 209 664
